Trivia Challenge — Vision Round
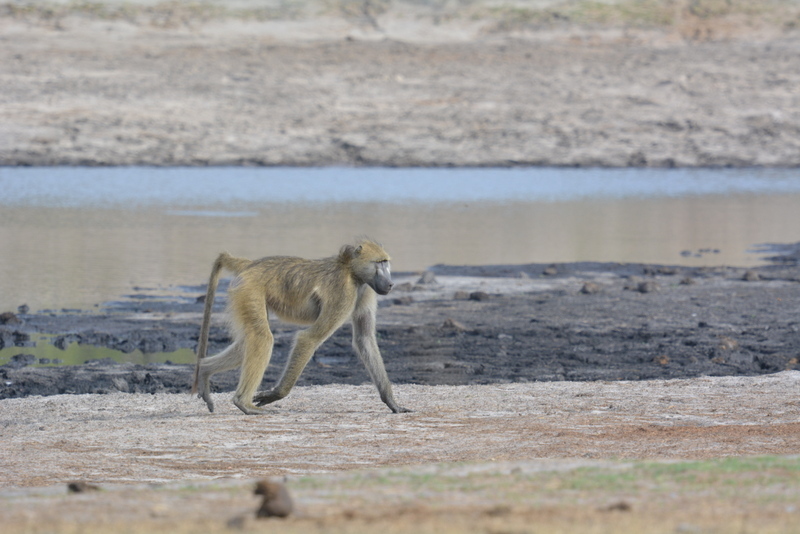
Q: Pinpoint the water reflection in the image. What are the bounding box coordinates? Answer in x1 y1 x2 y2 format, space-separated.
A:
0 167 799 311
0 333 196 367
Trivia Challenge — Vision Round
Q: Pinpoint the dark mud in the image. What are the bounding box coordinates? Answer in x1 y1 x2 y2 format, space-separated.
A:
2 258 799 401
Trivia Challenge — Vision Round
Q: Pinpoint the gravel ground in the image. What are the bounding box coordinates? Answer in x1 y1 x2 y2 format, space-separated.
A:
2 3 800 166
3 372 800 488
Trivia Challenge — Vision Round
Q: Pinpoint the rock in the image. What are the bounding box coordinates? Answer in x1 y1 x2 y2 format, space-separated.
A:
637 281 660 294
601 501 632 512
453 290 470 300
67 481 100 493
543 265 558 276
442 318 468 331
8 354 36 368
112 378 130 393
743 270 761 281
254 479 293 519
416 271 438 284
717 337 739 351
0 312 21 325
580 282 601 295
469 291 490 301
623 276 643 290
17 304 29 314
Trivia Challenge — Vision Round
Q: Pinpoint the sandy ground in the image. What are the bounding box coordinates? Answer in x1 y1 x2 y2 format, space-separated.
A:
2 2 800 166
4 373 800 487
2 373 800 533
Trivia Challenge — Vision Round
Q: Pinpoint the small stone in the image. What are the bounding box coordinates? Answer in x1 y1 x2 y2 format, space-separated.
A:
742 270 761 281
254 479 293 519
68 481 100 493
623 276 643 290
580 282 601 295
601 501 632 512
112 377 130 393
416 271 438 284
469 291 490 301
453 290 470 300
717 336 739 351
637 281 659 294
9 354 35 368
0 312 21 325
442 318 468 331
543 265 558 276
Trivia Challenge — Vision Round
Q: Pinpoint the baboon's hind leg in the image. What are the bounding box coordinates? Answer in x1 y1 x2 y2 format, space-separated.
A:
232 306 275 415
196 340 245 412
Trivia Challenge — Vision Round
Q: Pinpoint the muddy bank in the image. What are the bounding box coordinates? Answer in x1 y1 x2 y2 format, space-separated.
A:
2 260 799 400
2 8 800 167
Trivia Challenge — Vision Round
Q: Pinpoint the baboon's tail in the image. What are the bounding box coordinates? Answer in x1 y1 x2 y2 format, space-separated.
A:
191 252 252 394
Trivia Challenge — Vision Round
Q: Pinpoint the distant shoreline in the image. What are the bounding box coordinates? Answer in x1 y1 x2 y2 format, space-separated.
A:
2 2 800 167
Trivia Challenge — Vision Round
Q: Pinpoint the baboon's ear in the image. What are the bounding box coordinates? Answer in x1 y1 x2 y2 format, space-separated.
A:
355 245 363 255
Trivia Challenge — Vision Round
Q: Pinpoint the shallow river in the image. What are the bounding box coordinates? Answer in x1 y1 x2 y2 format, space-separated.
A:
1 166 800 313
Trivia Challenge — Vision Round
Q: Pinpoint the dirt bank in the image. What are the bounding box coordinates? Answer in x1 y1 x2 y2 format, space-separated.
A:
2 3 800 166
3 261 800 399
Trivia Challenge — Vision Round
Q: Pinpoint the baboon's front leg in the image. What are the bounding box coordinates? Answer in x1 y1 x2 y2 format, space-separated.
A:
352 305 410 414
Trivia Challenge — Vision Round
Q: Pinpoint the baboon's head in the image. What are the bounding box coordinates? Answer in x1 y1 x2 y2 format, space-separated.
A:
342 240 394 295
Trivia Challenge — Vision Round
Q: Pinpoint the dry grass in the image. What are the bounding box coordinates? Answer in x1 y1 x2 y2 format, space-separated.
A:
3 456 800 533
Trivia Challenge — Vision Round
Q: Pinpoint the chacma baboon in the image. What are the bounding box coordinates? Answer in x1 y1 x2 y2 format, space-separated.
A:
192 239 409 415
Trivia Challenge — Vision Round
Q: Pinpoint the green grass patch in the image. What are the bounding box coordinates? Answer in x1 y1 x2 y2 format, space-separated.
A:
293 455 800 507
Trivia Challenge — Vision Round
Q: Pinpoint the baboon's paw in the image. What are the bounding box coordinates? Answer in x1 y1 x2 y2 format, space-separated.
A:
198 391 215 412
253 391 282 406
234 398 271 415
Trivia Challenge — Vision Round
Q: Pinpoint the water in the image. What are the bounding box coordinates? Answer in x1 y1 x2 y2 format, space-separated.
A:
1 166 800 313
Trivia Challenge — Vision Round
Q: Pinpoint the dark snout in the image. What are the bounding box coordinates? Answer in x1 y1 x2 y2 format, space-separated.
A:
371 261 394 295
374 277 394 295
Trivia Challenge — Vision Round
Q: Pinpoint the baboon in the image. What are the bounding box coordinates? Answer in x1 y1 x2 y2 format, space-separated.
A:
192 239 409 415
